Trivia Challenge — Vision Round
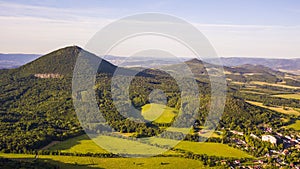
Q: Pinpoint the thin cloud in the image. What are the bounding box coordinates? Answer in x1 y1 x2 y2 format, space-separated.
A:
0 1 119 21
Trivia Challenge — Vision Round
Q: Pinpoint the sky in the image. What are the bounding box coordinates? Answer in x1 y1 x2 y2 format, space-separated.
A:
1 0 300 58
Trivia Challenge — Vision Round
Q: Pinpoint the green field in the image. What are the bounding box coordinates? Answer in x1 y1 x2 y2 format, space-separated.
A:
164 127 193 134
175 142 253 158
4 133 254 168
246 100 300 116
242 87 288 95
48 134 107 154
250 81 300 89
273 93 300 100
48 135 252 159
0 153 208 169
141 103 178 123
240 90 265 95
49 134 177 156
286 120 300 131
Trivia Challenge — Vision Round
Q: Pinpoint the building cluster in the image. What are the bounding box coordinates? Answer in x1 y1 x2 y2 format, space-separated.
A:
227 128 300 168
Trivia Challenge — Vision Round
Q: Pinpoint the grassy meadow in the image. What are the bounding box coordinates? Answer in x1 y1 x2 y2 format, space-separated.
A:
0 153 208 169
175 142 252 158
286 120 300 131
47 134 252 159
141 103 178 123
272 93 300 100
145 137 252 158
49 134 176 156
48 134 108 154
246 100 300 116
250 81 300 89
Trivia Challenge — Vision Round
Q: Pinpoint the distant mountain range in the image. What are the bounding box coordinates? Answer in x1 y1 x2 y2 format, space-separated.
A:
96 56 300 75
1 47 300 75
1 46 296 88
0 53 40 69
218 57 300 75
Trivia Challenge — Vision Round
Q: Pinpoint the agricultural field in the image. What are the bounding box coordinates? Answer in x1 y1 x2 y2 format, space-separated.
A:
143 137 250 158
250 81 300 89
240 90 265 95
286 120 300 131
164 127 193 134
49 134 175 156
141 103 178 123
0 153 208 169
48 135 251 159
48 135 108 154
272 93 300 100
246 100 300 116
242 87 289 95
230 81 245 85
175 142 253 158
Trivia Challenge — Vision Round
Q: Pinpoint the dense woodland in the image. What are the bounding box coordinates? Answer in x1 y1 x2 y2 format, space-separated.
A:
0 47 292 154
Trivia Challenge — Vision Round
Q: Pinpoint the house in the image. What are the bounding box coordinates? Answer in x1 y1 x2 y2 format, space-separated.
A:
262 135 277 144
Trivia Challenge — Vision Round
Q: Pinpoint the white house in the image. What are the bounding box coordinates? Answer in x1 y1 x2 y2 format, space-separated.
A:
262 135 277 144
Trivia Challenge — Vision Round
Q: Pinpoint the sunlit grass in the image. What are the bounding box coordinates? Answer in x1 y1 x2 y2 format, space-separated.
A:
141 103 178 123
0 153 208 169
250 81 300 89
286 120 300 131
272 93 300 100
246 100 300 116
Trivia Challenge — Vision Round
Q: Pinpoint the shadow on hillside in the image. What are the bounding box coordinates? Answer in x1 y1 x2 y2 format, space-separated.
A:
39 157 106 169
0 157 106 169
49 134 91 151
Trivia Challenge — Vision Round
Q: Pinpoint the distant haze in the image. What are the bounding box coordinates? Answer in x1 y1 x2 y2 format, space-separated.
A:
1 1 300 58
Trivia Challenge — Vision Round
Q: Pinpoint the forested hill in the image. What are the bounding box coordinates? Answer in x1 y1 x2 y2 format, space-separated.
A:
182 58 300 85
198 57 300 75
14 46 117 76
0 46 296 154
220 57 300 73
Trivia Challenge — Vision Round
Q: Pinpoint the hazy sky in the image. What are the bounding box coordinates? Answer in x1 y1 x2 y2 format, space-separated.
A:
1 0 300 58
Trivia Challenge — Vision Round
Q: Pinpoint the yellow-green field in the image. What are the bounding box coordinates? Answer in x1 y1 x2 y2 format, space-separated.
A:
240 90 265 95
164 127 193 134
286 120 300 131
142 103 178 123
242 87 287 95
145 137 252 158
164 128 223 138
273 93 300 100
48 134 252 159
49 134 176 156
0 153 208 169
246 100 300 116
48 134 108 154
175 142 252 158
250 81 300 89
230 81 245 85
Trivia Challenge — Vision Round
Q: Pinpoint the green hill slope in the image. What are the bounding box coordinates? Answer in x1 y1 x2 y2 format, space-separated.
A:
17 46 117 76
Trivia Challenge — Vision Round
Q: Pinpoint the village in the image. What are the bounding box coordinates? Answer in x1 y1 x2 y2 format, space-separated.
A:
226 127 300 168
